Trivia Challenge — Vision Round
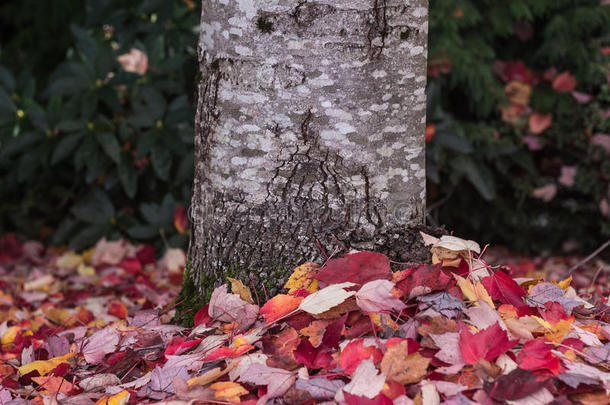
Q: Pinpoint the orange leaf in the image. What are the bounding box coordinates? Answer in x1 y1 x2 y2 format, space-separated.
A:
94 390 130 405
31 376 73 396
528 112 552 134
425 123 435 142
380 343 430 385
108 300 128 319
552 72 577 92
173 205 188 234
209 381 249 403
260 294 302 323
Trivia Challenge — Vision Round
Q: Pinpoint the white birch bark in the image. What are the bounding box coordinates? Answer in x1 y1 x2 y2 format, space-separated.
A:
188 0 429 295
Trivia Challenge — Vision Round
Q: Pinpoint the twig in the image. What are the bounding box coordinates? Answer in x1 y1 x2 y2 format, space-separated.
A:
567 239 610 275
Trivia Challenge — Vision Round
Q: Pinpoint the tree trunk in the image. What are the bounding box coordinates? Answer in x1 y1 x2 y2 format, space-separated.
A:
184 0 429 304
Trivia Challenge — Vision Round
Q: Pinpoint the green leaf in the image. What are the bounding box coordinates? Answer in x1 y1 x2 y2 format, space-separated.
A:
96 131 122 164
452 156 496 201
434 131 473 154
71 189 115 224
151 144 172 180
0 65 16 90
118 156 138 198
51 133 83 165
127 225 158 239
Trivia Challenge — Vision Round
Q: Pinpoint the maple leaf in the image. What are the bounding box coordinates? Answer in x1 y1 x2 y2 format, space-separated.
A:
295 378 345 400
392 264 451 299
260 294 302 323
298 282 355 315
294 338 333 369
315 251 391 285
380 341 430 385
19 353 76 377
517 339 561 375
355 280 406 313
284 262 320 294
484 368 552 401
208 284 259 330
238 363 295 401
338 359 386 401
339 339 383 375
209 381 249 403
81 327 120 364
93 390 130 405
227 277 254 303
31 375 73 396
458 323 518 364
481 270 525 308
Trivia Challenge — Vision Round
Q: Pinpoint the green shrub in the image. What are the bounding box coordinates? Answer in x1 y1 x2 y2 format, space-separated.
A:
426 0 610 253
0 0 200 250
1 0 609 255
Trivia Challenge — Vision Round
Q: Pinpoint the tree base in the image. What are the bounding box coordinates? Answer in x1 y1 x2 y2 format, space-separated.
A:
173 224 446 326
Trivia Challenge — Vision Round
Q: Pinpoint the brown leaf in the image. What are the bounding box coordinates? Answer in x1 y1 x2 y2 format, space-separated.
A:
570 391 610 405
417 316 459 349
380 343 430 385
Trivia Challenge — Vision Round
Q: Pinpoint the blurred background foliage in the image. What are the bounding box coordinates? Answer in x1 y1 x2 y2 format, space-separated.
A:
0 0 608 254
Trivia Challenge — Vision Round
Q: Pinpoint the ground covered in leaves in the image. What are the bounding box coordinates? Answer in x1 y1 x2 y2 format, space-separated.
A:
0 233 609 405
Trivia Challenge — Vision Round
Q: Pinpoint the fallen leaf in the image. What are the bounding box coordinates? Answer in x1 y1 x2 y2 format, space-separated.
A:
82 327 120 364
19 353 76 376
285 262 320 294
260 294 302 323
339 339 384 375
315 251 391 285
380 342 430 385
93 390 130 405
227 277 254 303
459 323 518 364
208 285 258 330
209 381 248 403
338 359 386 401
299 282 356 315
356 280 406 313
238 363 295 399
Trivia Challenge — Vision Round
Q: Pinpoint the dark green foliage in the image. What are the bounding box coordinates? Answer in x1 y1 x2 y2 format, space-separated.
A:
1 0 609 256
427 0 610 253
0 0 199 250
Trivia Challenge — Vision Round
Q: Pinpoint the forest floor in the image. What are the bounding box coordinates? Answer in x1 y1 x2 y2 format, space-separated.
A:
0 233 609 405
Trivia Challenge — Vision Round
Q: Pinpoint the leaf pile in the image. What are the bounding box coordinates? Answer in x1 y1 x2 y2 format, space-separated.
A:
1 233 610 404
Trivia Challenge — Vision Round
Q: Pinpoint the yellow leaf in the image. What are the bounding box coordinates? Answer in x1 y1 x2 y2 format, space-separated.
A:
227 277 254 303
553 276 572 290
55 251 83 270
94 390 130 405
209 381 249 403
532 316 573 343
454 275 494 308
284 263 319 294
19 353 76 376
1 326 20 345
77 263 96 276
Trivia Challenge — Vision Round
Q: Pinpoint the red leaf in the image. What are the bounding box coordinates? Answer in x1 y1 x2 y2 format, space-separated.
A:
165 337 202 358
194 304 211 326
108 300 128 319
485 368 552 401
459 323 518 364
0 233 23 264
344 392 393 405
117 257 142 274
136 245 156 265
315 251 391 285
481 270 525 308
552 72 577 92
174 205 188 234
517 339 561 375
321 314 347 349
339 339 383 375
393 264 451 298
540 301 571 325
293 338 333 369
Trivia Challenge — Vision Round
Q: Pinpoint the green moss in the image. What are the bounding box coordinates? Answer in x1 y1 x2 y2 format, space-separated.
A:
173 258 296 326
256 16 274 33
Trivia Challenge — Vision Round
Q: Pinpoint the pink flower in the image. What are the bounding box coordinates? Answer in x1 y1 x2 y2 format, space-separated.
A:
522 135 542 151
558 166 577 187
528 112 552 134
591 133 610 153
601 199 610 217
571 91 592 104
117 48 148 75
532 184 557 202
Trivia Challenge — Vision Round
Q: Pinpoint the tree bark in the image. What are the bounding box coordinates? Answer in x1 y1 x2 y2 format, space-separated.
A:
186 0 429 300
